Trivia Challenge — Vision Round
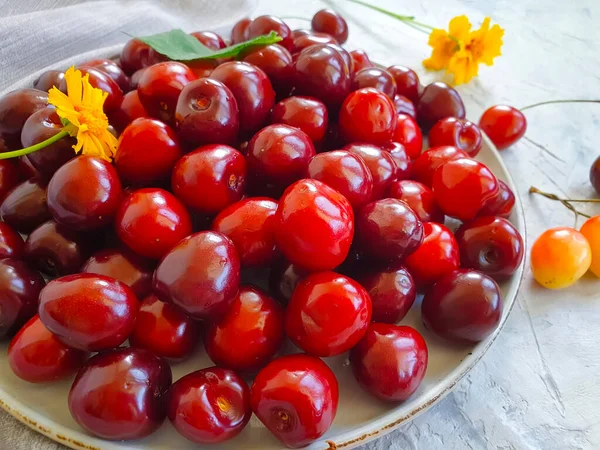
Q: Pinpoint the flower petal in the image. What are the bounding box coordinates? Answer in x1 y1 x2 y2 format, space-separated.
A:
448 15 472 41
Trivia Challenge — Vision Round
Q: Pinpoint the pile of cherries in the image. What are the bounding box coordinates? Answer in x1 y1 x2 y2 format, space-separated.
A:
0 9 525 449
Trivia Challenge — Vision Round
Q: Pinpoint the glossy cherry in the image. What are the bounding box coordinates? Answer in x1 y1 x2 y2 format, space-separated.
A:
39 274 139 351
242 44 293 96
8 315 89 383
60 67 123 112
358 265 416 323
167 367 250 444
130 295 200 361
115 188 192 260
429 117 483 157
291 33 338 53
33 70 64 92
311 9 349 43
350 324 428 401
343 143 397 200
153 231 240 321
339 88 397 146
274 179 354 271
0 160 23 203
212 197 279 267
0 222 24 259
455 216 524 280
386 142 413 180
306 150 373 207
211 61 275 133
590 155 600 194
206 285 284 371
432 158 499 221
477 179 515 218
393 95 417 118
0 89 48 150
352 68 396 99
190 31 227 50
0 258 45 338
479 105 527 149
355 198 424 262
0 177 51 233
350 50 375 73
109 90 148 132
387 180 444 223
80 58 131 93
68 348 171 440
412 145 470 187
268 259 308 305
119 38 157 74
405 222 460 286
246 15 293 51
386 66 420 103
417 82 466 130
270 96 328 145
250 354 339 448
231 18 252 44
47 156 123 231
393 113 423 160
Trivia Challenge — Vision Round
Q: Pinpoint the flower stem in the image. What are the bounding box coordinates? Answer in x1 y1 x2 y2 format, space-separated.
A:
521 100 600 111
529 186 594 220
347 0 433 34
0 130 70 160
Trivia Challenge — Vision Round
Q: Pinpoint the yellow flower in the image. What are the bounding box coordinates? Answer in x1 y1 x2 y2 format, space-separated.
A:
423 15 471 71
48 67 117 161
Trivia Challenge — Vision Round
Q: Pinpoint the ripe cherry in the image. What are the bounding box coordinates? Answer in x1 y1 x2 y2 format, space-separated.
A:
109 90 148 132
0 222 24 259
386 142 413 181
393 113 423 159
120 38 157 74
350 324 428 401
251 354 338 448
311 9 349 44
80 58 131 93
352 68 397 99
2 174 50 232
33 70 64 92
242 44 293 96
386 66 420 103
0 160 23 203
478 179 515 218
190 31 227 50
270 96 328 145
231 18 252 44
274 179 354 271
417 82 466 130
412 145 469 187
387 180 444 223
268 259 308 305
479 105 527 149
343 143 397 200
581 216 600 277
590 155 600 194
393 95 417 118
429 117 483 157
350 50 375 73
292 33 339 53
0 89 48 150
246 15 293 51
61 67 123 112
167 367 251 444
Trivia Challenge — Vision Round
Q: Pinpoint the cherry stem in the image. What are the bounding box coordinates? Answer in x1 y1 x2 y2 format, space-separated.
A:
0 130 70 160
529 186 594 219
347 0 435 34
520 100 600 111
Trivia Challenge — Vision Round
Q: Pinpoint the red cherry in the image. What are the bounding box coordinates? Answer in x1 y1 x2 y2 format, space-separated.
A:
242 44 293 96
386 66 420 103
0 89 48 150
231 18 253 44
291 33 339 53
129 295 200 361
358 266 416 323
15 156 39 180
120 38 157 75
115 118 183 186
115 188 192 260
343 143 397 200
404 222 460 286
352 68 397 99
268 259 308 305
455 216 524 280
205 286 284 371
387 180 444 223
0 258 45 338
109 90 148 132
339 88 397 146
61 67 123 112
350 50 375 73
270 96 328 145
153 231 240 321
386 142 413 181
393 113 423 160
69 348 171 440
172 144 246 214
212 197 279 267
422 269 503 343
0 222 24 259
274 179 354 272
0 160 24 203
429 117 483 157
80 58 131 93
185 59 218 78
417 82 466 130
355 198 424 262
393 95 417 118
246 15 293 51
167 367 251 444
478 179 515 218
251 354 339 448
291 29 312 40
412 145 469 187
479 105 527 149
33 70 65 92
306 150 373 207
432 158 498 221
350 323 428 401
190 31 227 50
311 9 349 44
8 315 89 383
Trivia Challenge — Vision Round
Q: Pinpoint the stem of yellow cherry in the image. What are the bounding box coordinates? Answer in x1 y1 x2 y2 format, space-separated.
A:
529 187 598 223
0 130 70 160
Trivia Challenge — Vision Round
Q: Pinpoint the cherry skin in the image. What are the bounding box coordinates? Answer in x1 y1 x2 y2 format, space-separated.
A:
211 61 275 134
109 90 148 132
8 315 89 383
432 158 499 221
175 78 239 148
47 156 123 231
355 198 424 262
412 145 469 187
119 38 157 75
478 179 515 218
0 222 24 259
138 62 197 123
33 70 65 92
231 18 252 44
455 216 524 280
291 29 312 40
68 348 172 440
242 44 293 96
386 66 420 103
339 88 397 146
405 222 460 286
205 285 284 371
21 107 76 179
393 95 417 118
352 68 397 99
343 143 398 200
387 180 444 223
61 67 123 112
24 220 92 276
250 354 339 448
212 197 279 267
386 142 413 180
274 179 354 272
167 367 250 444
393 113 423 160
246 15 293 51
429 117 483 157
311 9 349 44
129 295 200 361
246 124 315 192
0 160 23 203
268 260 308 305
0 258 45 338
15 156 38 180
115 188 192 260
417 82 466 130
115 118 182 186
591 155 600 194
291 33 338 53
350 324 428 401
306 150 373 208
172 144 246 214
581 216 600 277
350 50 375 73
0 178 51 233
81 248 154 298
39 274 139 351
270 96 328 145
0 89 48 150
358 265 416 323
153 231 241 321
190 31 227 50
80 58 131 93
479 105 527 150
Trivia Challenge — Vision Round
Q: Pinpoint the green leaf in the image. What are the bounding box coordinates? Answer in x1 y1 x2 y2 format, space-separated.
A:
136 29 283 61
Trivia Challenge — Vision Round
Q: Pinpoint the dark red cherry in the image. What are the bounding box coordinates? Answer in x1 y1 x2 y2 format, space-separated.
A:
108 90 148 132
429 117 483 157
386 66 420 103
120 38 158 74
268 259 308 305
387 180 444 223
0 89 48 150
350 50 375 73
352 68 397 99
386 142 413 180
0 160 24 203
190 31 227 50
270 96 328 145
33 70 65 92
231 18 253 44
242 44 294 96
0 222 24 259
246 15 293 51
292 33 338 53
15 156 38 180
417 82 466 130
311 9 349 43
0 177 51 233
393 95 417 118
80 58 131 93
343 143 398 200
478 180 515 218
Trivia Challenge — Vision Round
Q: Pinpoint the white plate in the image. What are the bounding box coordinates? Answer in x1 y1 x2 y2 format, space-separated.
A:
0 50 526 450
